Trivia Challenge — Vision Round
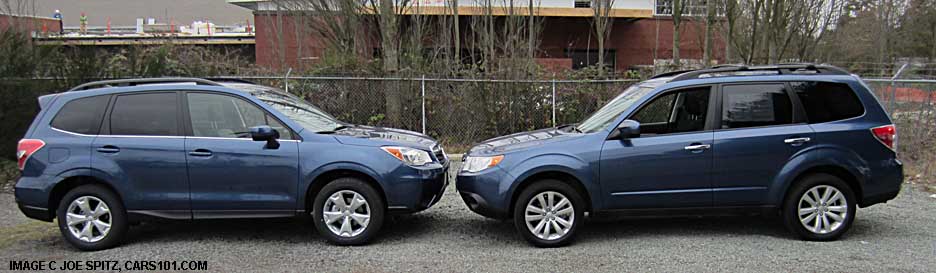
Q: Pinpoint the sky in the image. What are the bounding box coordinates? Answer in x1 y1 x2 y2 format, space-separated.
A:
12 0 253 26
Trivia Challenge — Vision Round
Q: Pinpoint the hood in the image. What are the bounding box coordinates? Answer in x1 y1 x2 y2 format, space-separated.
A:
468 127 582 156
330 125 437 149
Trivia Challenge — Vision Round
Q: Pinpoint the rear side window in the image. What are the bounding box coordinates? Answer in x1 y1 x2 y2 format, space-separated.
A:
109 93 179 136
51 95 109 134
791 81 864 123
720 84 793 129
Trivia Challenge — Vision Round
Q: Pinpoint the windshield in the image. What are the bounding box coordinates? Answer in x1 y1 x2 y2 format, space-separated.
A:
224 83 343 133
576 81 663 133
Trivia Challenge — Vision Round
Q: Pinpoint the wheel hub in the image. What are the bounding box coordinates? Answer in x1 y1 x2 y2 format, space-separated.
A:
797 185 848 234
524 191 574 241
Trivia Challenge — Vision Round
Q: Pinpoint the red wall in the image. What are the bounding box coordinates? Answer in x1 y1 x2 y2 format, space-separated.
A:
0 14 62 35
252 13 724 72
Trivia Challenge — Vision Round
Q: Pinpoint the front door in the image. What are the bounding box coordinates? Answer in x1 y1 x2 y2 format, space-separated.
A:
183 92 300 218
600 86 716 209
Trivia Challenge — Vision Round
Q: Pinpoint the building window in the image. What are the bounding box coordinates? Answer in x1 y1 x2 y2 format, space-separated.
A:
574 0 591 8
654 0 724 16
566 49 615 70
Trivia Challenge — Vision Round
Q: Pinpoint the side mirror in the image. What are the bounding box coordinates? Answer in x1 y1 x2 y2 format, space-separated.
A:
250 125 280 149
608 119 640 140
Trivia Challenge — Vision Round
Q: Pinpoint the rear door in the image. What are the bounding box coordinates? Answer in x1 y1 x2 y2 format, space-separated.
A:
90 92 190 218
712 83 814 206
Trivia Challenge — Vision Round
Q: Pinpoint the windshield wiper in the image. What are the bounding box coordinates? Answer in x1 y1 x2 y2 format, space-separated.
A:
556 123 582 133
316 124 351 134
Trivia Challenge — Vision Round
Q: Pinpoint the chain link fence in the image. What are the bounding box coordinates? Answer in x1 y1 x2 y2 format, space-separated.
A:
225 76 636 152
864 79 936 185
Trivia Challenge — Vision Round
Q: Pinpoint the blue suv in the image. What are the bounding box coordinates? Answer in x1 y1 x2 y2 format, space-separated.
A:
15 78 448 250
456 64 903 247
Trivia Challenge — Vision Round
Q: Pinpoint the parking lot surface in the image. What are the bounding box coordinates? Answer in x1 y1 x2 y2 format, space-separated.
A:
1 164 934 272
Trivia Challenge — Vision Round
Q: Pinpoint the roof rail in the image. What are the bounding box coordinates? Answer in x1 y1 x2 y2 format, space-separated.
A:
669 64 850 82
67 78 224 91
203 77 257 85
650 69 695 79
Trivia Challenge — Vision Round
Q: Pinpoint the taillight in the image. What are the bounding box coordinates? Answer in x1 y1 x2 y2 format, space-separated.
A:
870 124 897 151
16 139 45 171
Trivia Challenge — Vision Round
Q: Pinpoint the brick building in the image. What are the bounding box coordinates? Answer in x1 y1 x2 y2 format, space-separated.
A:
0 13 62 35
228 0 723 72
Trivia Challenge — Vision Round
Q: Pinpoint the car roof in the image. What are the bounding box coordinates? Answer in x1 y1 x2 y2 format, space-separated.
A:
649 64 860 90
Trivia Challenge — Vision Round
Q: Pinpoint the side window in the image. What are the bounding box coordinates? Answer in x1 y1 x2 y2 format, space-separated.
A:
630 87 710 135
721 84 793 129
110 93 179 136
791 81 864 123
51 95 109 134
187 93 293 139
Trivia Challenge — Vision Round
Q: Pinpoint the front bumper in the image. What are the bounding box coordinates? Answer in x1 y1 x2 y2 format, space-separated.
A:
386 163 449 214
455 167 515 219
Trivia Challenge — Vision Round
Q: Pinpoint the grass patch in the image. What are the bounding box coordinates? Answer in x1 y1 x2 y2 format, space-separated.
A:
0 220 58 250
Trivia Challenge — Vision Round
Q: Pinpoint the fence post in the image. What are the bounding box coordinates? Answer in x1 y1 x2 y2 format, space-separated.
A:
421 75 426 135
551 79 557 126
889 63 908 117
284 68 292 93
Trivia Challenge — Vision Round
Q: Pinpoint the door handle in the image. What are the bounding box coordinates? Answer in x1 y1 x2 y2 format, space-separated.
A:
784 137 811 145
96 145 120 153
684 144 711 151
188 149 213 157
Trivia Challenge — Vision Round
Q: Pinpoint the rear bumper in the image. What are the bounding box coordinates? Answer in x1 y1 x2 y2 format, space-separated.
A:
14 176 54 222
860 158 903 207
17 203 53 222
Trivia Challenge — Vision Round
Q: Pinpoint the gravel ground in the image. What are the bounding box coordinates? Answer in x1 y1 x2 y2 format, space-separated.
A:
1 165 934 272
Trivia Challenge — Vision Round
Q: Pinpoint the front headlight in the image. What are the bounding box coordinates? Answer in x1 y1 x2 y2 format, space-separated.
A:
381 146 433 166
461 155 504 173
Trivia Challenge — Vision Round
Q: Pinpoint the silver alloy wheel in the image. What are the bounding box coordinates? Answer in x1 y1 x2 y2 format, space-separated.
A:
798 185 848 234
65 196 112 243
322 190 371 237
524 191 574 240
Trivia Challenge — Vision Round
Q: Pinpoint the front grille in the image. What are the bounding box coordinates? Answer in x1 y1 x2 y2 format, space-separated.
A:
432 144 447 164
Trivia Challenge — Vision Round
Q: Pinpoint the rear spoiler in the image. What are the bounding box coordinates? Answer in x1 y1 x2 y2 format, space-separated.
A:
37 93 59 110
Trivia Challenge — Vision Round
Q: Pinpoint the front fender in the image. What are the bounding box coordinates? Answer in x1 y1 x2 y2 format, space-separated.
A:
767 145 869 206
298 161 384 208
506 153 600 210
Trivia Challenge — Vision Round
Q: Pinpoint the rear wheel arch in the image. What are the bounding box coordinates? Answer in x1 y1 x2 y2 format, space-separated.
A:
306 169 387 212
509 171 592 218
787 165 863 206
49 176 124 217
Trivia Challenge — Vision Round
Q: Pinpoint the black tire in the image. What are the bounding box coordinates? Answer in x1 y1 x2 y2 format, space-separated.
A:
56 185 128 251
782 173 857 241
312 177 385 245
512 179 585 248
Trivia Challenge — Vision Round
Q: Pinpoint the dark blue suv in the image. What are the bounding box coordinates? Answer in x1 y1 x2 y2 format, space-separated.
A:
15 78 448 250
456 65 903 247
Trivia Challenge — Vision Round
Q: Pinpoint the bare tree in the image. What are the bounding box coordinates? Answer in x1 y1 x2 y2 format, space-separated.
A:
671 0 688 67
702 0 716 65
592 0 615 75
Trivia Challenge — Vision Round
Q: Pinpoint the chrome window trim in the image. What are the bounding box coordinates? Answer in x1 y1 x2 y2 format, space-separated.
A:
186 136 302 142
52 127 302 142
50 127 96 137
